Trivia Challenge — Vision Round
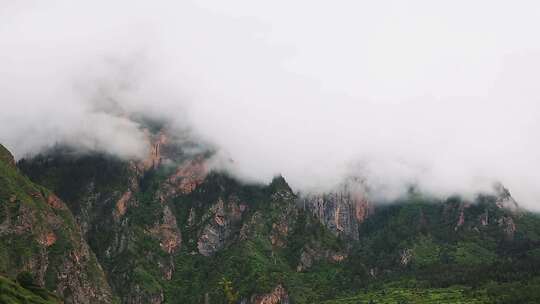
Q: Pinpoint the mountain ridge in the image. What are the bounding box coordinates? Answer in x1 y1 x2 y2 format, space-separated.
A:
3 133 540 303
0 144 115 303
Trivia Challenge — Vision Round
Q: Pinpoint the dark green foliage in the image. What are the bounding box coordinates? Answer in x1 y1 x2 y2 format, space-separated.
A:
18 147 131 212
129 168 169 227
284 211 343 267
16 271 37 289
485 277 540 304
161 173 354 304
0 275 61 304
317 193 540 303
219 277 239 304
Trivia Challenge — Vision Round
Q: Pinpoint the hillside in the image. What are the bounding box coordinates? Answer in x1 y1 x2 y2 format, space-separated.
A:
3 132 539 304
0 145 115 303
0 274 63 304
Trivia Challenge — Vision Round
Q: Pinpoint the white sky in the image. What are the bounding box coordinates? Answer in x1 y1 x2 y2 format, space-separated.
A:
1 0 540 207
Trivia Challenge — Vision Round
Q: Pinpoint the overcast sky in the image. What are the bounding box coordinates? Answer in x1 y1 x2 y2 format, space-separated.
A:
1 0 540 208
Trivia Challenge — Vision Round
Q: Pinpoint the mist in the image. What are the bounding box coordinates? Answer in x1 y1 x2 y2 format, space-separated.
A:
1 1 540 208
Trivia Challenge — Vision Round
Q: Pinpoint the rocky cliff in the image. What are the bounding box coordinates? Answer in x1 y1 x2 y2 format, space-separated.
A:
299 180 372 240
0 144 114 303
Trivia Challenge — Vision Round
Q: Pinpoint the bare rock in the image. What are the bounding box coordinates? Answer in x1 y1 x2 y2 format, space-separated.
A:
150 205 182 254
300 181 372 240
251 284 289 304
197 198 247 256
399 248 413 266
296 245 347 272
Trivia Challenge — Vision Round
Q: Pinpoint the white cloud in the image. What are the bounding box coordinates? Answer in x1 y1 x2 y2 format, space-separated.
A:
1 0 540 208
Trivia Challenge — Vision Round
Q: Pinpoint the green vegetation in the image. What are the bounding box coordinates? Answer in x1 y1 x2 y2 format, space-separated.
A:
0 144 114 303
18 148 131 212
219 277 239 304
13 144 540 304
411 236 440 268
0 275 61 304
453 241 497 266
322 286 489 304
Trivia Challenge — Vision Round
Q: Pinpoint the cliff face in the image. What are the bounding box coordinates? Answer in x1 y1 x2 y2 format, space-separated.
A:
196 197 247 256
0 145 114 303
299 181 372 240
249 284 289 304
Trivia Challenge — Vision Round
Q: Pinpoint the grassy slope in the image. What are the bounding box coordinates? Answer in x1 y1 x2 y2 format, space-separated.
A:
0 144 113 303
0 275 61 304
322 286 489 304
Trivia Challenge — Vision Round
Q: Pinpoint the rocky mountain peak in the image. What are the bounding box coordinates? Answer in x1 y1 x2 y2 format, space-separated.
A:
494 183 519 212
0 144 15 168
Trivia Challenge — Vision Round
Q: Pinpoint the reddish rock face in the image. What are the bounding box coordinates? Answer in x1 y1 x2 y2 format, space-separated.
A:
354 195 371 223
150 206 182 254
152 156 208 205
131 129 209 206
453 201 472 231
197 198 247 256
331 254 346 262
251 284 289 304
300 184 372 240
296 245 347 272
47 194 65 209
114 190 132 219
165 157 207 197
38 231 57 247
139 132 169 171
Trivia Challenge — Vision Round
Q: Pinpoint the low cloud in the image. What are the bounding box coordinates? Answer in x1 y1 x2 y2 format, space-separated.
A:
1 0 540 208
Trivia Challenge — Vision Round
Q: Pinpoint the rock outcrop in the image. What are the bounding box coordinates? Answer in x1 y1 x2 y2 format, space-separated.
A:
151 205 182 254
296 245 346 272
299 181 372 240
250 284 289 304
0 146 115 303
494 184 519 212
197 198 247 256
157 157 207 202
139 131 169 171
399 248 414 267
0 144 16 168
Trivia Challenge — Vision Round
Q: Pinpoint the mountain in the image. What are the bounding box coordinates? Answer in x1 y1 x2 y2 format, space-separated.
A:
0 145 114 303
2 128 540 303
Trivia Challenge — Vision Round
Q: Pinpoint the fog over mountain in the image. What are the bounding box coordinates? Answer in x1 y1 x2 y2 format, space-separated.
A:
1 0 540 207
